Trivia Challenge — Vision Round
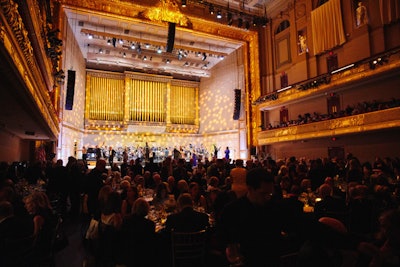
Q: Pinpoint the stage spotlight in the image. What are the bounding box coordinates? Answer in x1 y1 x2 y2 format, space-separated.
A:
216 10 222 19
201 52 207 61
181 0 186 7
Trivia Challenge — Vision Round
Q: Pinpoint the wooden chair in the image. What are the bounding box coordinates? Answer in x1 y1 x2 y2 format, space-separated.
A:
171 229 207 267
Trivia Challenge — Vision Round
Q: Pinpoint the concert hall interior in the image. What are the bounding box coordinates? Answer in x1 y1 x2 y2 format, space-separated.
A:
0 0 399 165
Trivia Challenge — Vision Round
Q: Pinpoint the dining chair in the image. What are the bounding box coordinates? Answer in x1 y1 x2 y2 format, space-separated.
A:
171 229 207 267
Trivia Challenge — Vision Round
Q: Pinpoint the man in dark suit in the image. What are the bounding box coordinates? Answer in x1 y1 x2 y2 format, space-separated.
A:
108 146 116 167
165 193 209 232
84 159 107 217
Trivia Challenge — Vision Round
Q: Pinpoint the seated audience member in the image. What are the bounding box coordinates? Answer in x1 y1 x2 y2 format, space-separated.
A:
0 201 17 238
165 193 209 232
314 183 347 223
119 179 131 200
121 185 139 218
207 176 220 192
96 191 122 266
347 184 375 236
0 201 33 266
298 217 359 267
23 191 58 262
189 182 207 212
153 182 169 208
0 185 32 234
219 167 286 266
358 209 400 267
175 179 189 199
119 198 157 267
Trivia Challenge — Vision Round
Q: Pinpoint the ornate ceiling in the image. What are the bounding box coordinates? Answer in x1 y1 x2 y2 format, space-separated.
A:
63 0 288 80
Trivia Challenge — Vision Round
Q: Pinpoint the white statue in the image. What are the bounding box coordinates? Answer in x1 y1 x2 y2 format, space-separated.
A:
356 1 368 26
299 34 308 54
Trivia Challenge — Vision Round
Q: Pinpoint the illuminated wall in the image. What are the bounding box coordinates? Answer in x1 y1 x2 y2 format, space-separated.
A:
59 31 243 163
58 16 87 161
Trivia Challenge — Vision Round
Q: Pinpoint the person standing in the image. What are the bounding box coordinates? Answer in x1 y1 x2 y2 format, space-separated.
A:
224 146 230 161
82 146 87 162
108 146 116 167
213 144 220 159
229 159 247 198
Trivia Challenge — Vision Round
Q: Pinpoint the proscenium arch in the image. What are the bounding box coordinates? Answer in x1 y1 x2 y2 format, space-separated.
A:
57 0 261 152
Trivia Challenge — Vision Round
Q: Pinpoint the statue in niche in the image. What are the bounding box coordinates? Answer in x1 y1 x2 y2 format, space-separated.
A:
356 1 368 27
298 34 308 54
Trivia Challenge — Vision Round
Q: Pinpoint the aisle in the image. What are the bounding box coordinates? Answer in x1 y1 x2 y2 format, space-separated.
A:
54 216 88 267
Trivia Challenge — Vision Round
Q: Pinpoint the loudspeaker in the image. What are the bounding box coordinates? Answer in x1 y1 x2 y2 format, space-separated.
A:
166 22 176 53
65 70 76 110
233 89 241 120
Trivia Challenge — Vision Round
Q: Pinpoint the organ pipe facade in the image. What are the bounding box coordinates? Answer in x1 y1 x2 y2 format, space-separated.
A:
85 70 199 133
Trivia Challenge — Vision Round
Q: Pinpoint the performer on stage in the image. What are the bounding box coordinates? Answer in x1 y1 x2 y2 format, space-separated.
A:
224 146 230 161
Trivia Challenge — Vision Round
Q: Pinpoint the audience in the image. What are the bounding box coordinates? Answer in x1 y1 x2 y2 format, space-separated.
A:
1 151 400 267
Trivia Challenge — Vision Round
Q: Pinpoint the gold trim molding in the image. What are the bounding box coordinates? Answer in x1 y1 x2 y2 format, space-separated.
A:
1 0 59 138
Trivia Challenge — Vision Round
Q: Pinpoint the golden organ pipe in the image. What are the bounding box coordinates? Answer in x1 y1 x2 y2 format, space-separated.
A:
105 78 108 120
95 77 99 119
132 80 137 121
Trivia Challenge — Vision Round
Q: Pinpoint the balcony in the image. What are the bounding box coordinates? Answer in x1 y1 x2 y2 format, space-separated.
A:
257 107 400 145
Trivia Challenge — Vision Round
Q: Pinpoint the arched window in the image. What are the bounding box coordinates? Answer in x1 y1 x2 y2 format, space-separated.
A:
317 0 329 7
275 20 290 34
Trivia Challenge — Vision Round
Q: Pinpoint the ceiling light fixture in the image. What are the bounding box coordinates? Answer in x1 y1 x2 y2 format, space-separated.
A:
181 0 186 7
216 10 222 19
